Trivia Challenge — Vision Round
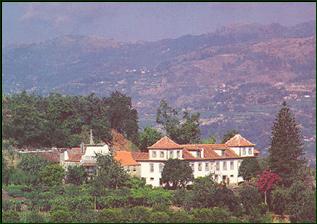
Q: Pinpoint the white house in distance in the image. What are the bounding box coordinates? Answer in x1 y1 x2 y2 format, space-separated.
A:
132 134 260 187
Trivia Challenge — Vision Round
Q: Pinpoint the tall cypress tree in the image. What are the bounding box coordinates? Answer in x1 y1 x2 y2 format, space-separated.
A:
268 101 305 187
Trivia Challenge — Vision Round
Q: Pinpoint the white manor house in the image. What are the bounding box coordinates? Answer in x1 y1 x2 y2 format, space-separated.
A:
132 134 260 187
60 132 260 187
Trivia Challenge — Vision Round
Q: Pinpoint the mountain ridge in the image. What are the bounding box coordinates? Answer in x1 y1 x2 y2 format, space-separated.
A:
2 21 316 166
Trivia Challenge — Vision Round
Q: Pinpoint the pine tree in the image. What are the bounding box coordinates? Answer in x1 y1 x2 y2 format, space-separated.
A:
268 101 305 187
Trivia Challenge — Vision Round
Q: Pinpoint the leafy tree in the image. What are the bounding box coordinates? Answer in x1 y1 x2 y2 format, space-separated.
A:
268 101 305 187
221 129 239 143
176 111 201 144
187 176 217 208
213 186 240 213
238 158 261 181
107 91 139 144
17 154 49 185
94 153 129 190
39 164 65 186
271 186 288 215
66 165 86 185
256 170 280 205
161 159 194 189
156 100 200 144
287 181 316 223
201 135 217 144
138 127 163 151
238 183 263 216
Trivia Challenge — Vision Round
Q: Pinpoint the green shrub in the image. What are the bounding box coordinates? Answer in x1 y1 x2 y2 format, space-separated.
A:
20 211 46 223
149 211 170 223
49 208 73 223
2 210 20 223
191 207 230 223
98 208 127 223
271 187 289 215
127 206 151 223
172 188 187 206
169 210 193 223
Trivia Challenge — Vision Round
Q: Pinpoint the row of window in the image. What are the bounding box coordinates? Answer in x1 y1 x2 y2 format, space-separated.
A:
242 148 253 155
150 163 164 173
151 150 181 159
150 160 241 173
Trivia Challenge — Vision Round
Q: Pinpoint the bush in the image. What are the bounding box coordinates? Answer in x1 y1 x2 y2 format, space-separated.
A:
191 207 230 223
271 187 288 215
169 210 193 223
149 211 170 223
172 188 187 206
49 209 73 223
127 206 151 223
20 211 46 223
238 183 263 215
2 210 20 223
97 208 126 223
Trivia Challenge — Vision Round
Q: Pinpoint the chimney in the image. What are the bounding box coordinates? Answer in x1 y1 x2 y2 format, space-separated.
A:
90 129 94 145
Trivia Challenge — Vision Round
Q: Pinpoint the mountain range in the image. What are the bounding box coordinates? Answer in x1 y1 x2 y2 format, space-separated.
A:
2 21 316 166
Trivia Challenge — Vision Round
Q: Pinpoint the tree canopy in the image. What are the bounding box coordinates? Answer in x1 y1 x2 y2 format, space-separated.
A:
268 101 305 187
161 159 194 189
138 127 163 151
156 99 200 144
3 91 139 148
238 158 261 181
221 129 239 143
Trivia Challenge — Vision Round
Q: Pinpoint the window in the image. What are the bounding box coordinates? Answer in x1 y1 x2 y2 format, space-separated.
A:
230 161 234 170
216 162 220 171
223 161 227 170
221 150 225 156
190 163 195 171
150 163 154 172
150 177 154 181
197 151 201 158
215 175 218 181
177 150 180 158
230 175 234 178
242 148 246 155
198 162 202 171
133 167 136 172
152 151 157 158
169 151 173 158
159 163 164 172
248 148 252 155
205 162 209 171
160 151 164 158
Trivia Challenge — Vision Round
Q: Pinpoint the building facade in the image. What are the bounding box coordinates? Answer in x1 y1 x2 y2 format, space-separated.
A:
132 134 260 187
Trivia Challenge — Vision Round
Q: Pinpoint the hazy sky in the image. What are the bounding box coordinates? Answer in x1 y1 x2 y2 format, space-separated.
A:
2 2 316 45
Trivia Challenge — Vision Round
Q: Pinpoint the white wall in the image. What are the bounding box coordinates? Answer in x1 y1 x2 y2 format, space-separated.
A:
149 149 183 160
230 147 254 157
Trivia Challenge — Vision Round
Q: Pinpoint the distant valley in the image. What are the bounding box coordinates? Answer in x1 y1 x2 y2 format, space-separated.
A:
2 21 316 166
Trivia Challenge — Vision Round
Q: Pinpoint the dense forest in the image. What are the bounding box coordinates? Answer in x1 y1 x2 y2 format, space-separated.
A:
2 92 316 223
2 91 139 148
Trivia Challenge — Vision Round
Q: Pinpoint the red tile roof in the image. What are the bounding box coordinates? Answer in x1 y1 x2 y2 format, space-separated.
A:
114 151 139 166
34 151 60 163
254 149 260 155
182 149 197 160
148 136 182 149
225 134 255 147
132 152 149 160
66 154 82 162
